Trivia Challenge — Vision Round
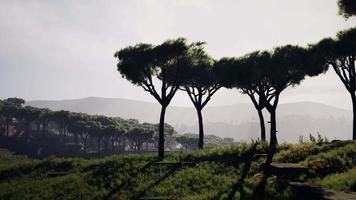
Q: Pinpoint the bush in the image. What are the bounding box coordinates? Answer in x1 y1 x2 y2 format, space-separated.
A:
303 143 356 177
316 168 356 192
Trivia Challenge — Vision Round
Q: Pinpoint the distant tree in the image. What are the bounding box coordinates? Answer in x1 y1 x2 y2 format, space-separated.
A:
115 38 192 158
4 98 25 107
52 110 71 141
126 127 154 152
203 134 235 147
312 27 356 140
0 103 17 136
38 108 53 137
106 124 126 153
176 134 198 152
0 98 25 136
78 120 94 153
0 100 4 135
152 123 177 149
88 122 103 156
180 42 221 149
338 0 356 18
17 106 41 138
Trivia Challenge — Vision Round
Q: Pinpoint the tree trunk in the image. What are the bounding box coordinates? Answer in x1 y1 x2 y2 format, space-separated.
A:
257 108 266 141
97 139 101 157
25 122 30 139
6 123 9 137
74 133 78 145
197 108 204 149
269 109 278 148
137 143 141 153
158 105 167 159
351 93 356 140
111 140 115 154
122 139 126 152
42 123 46 138
82 135 88 153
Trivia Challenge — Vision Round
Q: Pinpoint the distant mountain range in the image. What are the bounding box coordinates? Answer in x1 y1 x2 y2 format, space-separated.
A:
27 97 353 143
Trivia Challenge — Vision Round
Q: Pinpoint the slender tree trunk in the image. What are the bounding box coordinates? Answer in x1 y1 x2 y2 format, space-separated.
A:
25 122 30 139
269 109 278 148
122 139 126 152
97 139 101 157
74 133 79 145
6 123 9 137
158 105 167 159
137 143 141 153
111 140 115 154
42 123 46 138
196 108 204 149
82 135 88 153
257 108 266 141
351 93 356 140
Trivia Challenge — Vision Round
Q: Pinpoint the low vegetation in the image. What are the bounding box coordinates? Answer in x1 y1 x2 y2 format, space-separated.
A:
0 141 354 200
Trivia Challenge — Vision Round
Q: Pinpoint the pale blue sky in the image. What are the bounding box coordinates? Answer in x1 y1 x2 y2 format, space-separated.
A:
0 0 355 109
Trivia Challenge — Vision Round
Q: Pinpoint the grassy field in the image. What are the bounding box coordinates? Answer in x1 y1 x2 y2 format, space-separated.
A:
0 141 355 200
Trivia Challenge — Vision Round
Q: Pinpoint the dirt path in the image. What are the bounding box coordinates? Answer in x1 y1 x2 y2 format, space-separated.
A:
324 191 356 200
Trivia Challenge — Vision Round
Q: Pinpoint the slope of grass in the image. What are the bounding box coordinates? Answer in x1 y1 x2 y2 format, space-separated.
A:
0 141 355 200
0 149 34 170
313 168 356 192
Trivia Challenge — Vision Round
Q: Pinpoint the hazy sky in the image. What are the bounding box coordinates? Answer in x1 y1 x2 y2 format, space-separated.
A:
0 0 355 109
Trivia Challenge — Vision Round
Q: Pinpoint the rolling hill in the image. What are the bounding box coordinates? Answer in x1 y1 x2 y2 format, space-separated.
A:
27 97 353 142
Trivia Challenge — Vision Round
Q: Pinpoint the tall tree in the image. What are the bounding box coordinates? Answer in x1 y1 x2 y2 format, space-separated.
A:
38 108 53 137
216 52 270 141
115 38 191 159
338 0 356 18
17 106 41 138
180 42 221 149
313 27 356 139
251 45 324 148
52 110 70 141
126 127 154 152
1 98 25 136
1 103 18 136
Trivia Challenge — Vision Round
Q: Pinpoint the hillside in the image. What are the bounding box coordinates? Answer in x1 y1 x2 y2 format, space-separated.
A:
27 97 353 142
0 141 355 199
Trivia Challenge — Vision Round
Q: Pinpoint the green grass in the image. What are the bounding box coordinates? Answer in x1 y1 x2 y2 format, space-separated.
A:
0 141 355 200
0 149 34 170
313 168 356 192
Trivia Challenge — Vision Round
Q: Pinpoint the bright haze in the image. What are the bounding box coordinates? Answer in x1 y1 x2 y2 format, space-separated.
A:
0 0 355 109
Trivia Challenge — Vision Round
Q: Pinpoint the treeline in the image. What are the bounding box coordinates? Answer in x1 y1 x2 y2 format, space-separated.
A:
0 98 234 157
115 7 356 158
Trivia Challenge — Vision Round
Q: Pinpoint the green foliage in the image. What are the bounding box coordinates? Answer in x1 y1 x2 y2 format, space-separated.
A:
0 174 94 200
0 141 355 199
0 149 32 170
338 0 356 18
303 143 356 177
274 143 321 163
317 167 356 192
274 140 354 163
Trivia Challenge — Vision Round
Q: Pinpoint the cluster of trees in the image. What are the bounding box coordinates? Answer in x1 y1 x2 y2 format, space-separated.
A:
0 98 234 157
176 133 234 152
0 98 175 156
115 1 356 158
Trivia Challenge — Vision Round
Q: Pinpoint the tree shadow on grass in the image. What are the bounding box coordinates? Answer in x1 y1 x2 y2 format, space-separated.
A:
104 158 159 199
106 144 263 200
250 144 328 200
210 143 258 200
